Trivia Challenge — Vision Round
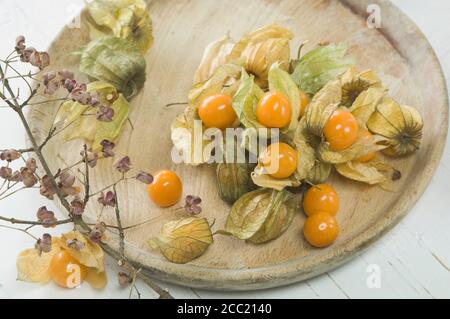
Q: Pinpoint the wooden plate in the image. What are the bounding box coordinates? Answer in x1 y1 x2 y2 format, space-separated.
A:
28 0 448 290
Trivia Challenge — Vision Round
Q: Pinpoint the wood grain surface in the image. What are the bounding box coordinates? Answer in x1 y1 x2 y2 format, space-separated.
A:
26 0 448 290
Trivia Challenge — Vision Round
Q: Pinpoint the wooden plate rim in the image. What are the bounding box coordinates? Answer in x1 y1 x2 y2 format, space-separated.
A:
31 0 449 290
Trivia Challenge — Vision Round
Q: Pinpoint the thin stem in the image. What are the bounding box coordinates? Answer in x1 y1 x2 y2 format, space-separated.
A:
0 215 73 227
83 145 90 205
113 185 125 256
0 224 38 240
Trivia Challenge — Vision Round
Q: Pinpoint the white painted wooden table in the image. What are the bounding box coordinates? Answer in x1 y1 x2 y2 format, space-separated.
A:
0 0 449 299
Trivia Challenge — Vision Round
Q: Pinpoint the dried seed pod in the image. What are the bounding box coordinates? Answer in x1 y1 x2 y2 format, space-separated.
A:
367 98 423 156
148 217 213 264
194 35 235 84
335 161 391 185
79 37 146 99
340 67 382 107
225 188 297 244
216 162 255 204
87 0 153 53
228 24 293 88
307 161 332 185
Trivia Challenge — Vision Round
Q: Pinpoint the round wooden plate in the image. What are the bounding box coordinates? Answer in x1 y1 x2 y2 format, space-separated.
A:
28 0 448 290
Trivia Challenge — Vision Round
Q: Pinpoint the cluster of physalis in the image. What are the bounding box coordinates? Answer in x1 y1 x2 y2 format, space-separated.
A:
168 24 424 260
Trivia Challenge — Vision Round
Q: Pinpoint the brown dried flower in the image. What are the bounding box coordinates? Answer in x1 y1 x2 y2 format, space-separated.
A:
81 149 99 168
36 206 57 228
40 175 57 200
20 167 37 188
98 191 116 207
0 149 21 162
0 167 12 179
66 238 86 251
70 196 85 216
118 272 133 287
184 195 202 215
136 171 153 184
89 223 107 243
114 156 132 174
25 158 37 172
35 233 52 256
97 106 115 122
100 140 115 158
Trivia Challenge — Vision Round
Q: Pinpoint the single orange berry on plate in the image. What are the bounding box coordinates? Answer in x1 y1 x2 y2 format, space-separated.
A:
259 142 298 179
49 250 87 288
303 212 340 248
303 184 340 217
355 129 377 163
256 92 292 128
324 109 359 151
147 170 183 208
198 93 237 130
299 89 310 117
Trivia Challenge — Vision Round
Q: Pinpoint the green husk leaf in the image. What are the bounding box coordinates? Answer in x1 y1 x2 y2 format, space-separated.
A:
232 70 265 129
268 63 301 133
292 43 355 95
86 0 153 53
79 36 146 99
225 188 297 243
148 217 213 264
55 81 130 150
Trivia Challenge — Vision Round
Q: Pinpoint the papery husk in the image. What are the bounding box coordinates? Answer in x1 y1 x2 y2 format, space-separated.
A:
350 86 387 127
225 188 297 243
16 231 107 289
16 237 63 284
228 24 293 88
251 165 301 191
318 130 389 164
293 118 317 181
86 0 153 53
189 63 242 109
268 63 301 133
79 36 146 99
148 217 213 264
304 80 342 137
232 70 265 129
217 162 256 204
56 81 130 151
367 98 423 156
340 67 382 107
308 160 333 184
194 35 235 84
171 107 217 165
335 160 392 186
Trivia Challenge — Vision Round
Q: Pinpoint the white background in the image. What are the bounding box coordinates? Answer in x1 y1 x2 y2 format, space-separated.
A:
0 0 449 299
